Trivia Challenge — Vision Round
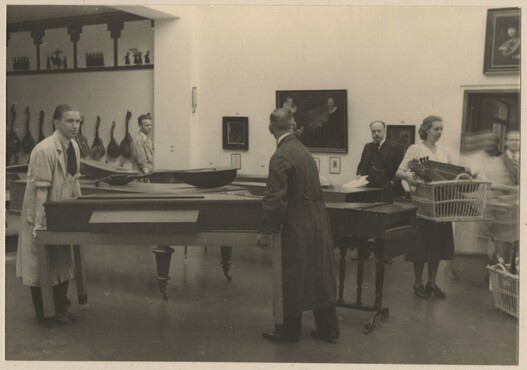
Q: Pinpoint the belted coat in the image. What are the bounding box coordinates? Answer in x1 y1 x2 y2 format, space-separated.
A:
260 134 337 317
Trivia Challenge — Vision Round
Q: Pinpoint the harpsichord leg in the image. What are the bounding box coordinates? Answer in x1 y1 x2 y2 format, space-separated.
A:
38 244 55 318
220 246 233 281
337 236 348 304
356 238 370 306
364 239 389 334
73 245 88 305
152 246 175 300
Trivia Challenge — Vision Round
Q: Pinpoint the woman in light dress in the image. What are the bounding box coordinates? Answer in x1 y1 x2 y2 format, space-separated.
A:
396 115 455 299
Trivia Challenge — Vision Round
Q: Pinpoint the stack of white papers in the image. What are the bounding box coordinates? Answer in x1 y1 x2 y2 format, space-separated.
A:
342 176 369 190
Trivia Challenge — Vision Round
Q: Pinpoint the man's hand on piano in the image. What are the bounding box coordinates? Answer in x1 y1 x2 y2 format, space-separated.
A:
32 225 44 238
256 234 273 249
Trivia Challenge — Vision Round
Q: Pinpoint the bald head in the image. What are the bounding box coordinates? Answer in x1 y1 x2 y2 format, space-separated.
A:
269 108 294 133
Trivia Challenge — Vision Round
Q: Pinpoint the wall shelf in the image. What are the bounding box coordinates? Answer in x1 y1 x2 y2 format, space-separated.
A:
7 64 153 76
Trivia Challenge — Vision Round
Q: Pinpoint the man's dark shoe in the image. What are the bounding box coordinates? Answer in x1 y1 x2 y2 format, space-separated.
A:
36 313 54 328
52 313 72 325
262 331 299 343
62 310 77 322
310 330 338 344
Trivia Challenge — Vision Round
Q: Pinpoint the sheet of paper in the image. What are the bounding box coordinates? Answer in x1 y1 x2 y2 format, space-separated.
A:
342 175 369 190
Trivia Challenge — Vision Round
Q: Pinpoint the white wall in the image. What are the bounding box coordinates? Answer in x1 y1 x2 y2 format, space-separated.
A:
152 6 519 183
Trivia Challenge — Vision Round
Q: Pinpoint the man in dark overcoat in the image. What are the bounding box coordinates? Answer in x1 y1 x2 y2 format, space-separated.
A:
356 120 405 202
257 107 339 343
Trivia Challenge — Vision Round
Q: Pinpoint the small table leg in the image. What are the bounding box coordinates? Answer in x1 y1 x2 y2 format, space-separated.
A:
152 246 174 300
356 238 370 305
73 245 88 305
220 246 233 281
364 239 389 334
337 237 348 304
272 234 283 325
38 244 55 318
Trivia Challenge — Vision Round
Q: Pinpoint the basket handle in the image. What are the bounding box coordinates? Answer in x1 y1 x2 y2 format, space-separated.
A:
454 173 473 181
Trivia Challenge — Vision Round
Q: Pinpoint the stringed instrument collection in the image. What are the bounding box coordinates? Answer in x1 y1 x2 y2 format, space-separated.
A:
5 106 142 164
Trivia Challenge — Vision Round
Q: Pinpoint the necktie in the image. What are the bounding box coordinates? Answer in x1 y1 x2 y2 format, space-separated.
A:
67 142 77 176
374 142 380 150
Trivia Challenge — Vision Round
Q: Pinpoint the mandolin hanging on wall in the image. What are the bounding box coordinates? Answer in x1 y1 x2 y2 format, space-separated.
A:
38 110 46 143
21 107 36 154
107 121 121 159
75 116 91 158
6 105 21 165
90 116 106 161
119 110 133 159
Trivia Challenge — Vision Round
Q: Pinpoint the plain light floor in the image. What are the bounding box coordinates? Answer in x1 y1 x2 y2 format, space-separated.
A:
4 242 518 365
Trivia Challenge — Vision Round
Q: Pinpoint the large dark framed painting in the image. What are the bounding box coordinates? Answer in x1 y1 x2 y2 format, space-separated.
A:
483 8 520 74
386 125 415 153
276 90 348 153
222 116 248 151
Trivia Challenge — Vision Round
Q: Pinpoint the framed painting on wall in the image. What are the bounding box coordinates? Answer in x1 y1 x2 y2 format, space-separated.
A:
386 125 415 153
483 8 520 74
223 116 249 150
231 153 241 169
276 90 348 153
329 157 341 174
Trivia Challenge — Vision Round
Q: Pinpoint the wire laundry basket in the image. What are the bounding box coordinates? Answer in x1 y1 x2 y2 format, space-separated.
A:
409 174 491 222
486 264 519 318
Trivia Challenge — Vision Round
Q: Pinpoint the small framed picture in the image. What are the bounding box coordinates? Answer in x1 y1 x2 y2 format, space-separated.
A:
329 157 341 174
313 157 320 173
231 153 241 169
223 116 249 150
386 125 416 153
483 8 520 74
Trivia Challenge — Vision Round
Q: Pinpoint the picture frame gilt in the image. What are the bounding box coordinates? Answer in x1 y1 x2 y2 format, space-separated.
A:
386 125 416 153
223 116 249 150
483 8 521 74
276 90 348 153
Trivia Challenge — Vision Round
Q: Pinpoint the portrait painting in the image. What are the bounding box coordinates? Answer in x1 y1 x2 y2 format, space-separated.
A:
222 116 249 150
276 90 348 153
386 125 415 153
483 8 521 74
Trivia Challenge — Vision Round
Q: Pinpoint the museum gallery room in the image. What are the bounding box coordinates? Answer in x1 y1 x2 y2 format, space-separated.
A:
2 3 523 368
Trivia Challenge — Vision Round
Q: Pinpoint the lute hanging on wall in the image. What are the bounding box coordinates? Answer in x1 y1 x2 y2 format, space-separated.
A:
22 107 36 154
119 111 133 159
90 116 106 161
38 110 46 143
75 116 91 158
6 105 21 165
107 121 120 159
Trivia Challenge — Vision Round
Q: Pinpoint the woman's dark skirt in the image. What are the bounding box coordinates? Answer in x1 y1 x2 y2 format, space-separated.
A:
405 218 455 263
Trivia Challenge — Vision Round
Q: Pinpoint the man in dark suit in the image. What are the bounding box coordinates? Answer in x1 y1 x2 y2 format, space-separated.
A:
257 107 339 344
356 120 405 202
